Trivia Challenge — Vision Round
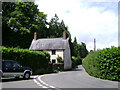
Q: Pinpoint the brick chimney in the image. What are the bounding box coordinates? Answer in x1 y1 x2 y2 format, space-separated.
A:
34 32 37 40
63 31 66 39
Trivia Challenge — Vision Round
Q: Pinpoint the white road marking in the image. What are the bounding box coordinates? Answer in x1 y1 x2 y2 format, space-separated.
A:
38 75 55 88
33 76 47 88
33 74 56 88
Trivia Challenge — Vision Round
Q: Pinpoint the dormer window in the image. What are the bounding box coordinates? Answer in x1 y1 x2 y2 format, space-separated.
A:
52 50 56 55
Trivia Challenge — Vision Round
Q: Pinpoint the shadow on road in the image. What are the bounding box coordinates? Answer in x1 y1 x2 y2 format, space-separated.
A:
2 77 34 83
72 68 83 71
72 65 83 71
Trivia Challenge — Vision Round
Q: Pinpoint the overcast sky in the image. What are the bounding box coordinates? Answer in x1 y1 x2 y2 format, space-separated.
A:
34 0 118 51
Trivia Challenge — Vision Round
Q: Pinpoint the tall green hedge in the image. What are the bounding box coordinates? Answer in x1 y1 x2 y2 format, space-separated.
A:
2 46 50 74
82 47 120 81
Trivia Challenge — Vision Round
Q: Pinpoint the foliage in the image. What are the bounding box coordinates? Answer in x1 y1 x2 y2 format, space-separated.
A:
72 56 82 68
48 14 70 38
2 46 50 74
82 47 120 81
72 37 78 57
2 2 70 49
57 56 63 63
2 2 88 60
71 37 88 58
82 51 100 77
2 2 48 48
52 63 64 72
79 42 88 58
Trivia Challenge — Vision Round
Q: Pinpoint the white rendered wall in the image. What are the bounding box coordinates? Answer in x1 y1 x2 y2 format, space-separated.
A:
46 50 64 63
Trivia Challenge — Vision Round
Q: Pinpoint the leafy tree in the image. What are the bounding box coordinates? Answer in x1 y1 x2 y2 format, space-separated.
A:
71 37 88 58
2 2 88 60
79 42 88 58
2 2 47 48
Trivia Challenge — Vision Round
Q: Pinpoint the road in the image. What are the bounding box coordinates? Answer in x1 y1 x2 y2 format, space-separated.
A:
2 77 40 88
41 65 118 88
1 65 119 89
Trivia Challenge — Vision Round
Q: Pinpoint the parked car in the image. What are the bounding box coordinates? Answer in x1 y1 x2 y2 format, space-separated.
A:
0 60 32 79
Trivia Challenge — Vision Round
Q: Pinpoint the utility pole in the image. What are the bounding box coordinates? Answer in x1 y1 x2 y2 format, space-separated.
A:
94 38 96 51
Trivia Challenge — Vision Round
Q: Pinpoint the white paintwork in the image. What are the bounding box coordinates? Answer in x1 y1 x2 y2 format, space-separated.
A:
46 50 64 63
23 70 32 76
3 72 23 77
2 70 32 77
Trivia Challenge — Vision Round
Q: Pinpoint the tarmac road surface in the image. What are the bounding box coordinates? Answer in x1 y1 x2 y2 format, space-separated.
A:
1 65 119 89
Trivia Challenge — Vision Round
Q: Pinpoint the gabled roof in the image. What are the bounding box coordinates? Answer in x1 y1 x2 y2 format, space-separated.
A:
29 38 68 50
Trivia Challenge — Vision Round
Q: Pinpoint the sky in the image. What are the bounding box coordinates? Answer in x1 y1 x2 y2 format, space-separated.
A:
34 0 118 51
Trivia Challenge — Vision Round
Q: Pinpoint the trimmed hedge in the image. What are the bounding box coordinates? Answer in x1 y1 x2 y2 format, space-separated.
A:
2 46 50 74
82 47 120 81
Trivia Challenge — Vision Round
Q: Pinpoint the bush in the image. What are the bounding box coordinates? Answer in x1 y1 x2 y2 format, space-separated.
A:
2 46 50 74
82 47 120 81
52 63 64 72
57 56 63 63
47 63 64 73
72 56 82 68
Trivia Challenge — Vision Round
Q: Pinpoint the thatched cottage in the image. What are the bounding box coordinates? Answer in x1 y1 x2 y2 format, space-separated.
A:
29 32 72 70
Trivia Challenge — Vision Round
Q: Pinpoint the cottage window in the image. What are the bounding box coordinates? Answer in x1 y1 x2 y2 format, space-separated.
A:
52 59 56 63
52 50 56 55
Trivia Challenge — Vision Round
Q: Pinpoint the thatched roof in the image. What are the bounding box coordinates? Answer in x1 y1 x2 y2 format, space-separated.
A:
29 38 68 50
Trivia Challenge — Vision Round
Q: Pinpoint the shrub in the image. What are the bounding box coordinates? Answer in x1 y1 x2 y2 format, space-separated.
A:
57 56 63 63
48 63 64 72
82 47 120 81
2 46 50 74
72 56 82 68
97 47 120 81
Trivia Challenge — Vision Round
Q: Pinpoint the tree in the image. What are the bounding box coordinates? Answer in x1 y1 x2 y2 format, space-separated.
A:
78 42 88 58
2 2 47 48
48 14 70 38
71 37 88 58
72 37 78 57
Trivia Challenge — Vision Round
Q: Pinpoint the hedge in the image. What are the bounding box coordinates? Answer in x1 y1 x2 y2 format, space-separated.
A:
82 47 120 81
2 46 50 74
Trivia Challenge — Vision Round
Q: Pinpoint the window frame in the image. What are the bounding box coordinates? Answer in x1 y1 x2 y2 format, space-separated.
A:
52 50 56 55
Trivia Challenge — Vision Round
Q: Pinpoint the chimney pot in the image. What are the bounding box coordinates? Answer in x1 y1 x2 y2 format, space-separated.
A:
34 32 37 40
63 31 66 39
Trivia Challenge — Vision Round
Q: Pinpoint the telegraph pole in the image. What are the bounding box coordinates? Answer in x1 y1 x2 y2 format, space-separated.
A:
94 38 96 51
